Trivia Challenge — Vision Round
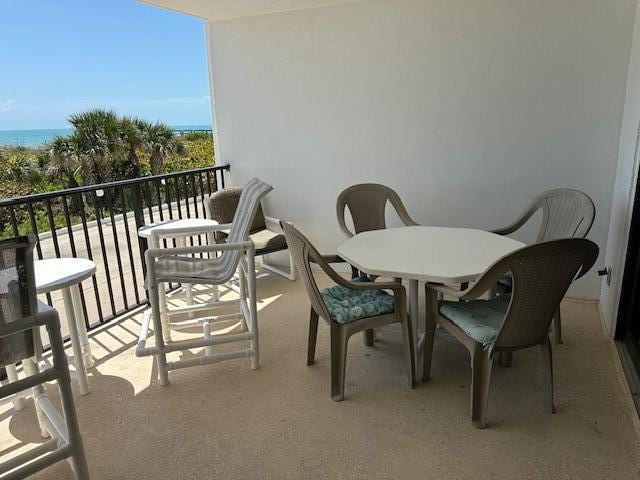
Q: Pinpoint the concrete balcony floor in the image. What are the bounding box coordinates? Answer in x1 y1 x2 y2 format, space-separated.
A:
1 271 639 479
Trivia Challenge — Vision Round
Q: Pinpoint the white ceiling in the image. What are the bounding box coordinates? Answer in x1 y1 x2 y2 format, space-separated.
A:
140 0 361 21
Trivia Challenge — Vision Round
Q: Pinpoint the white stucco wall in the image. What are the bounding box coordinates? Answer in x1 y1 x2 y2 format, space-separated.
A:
206 0 636 300
602 1 640 334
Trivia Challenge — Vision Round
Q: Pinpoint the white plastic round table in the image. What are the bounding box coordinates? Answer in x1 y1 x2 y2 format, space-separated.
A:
138 218 221 245
337 226 525 380
35 258 96 395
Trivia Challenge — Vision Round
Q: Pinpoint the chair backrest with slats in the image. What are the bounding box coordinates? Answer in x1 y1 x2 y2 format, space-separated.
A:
217 178 273 276
0 235 38 367
536 189 595 241
336 183 418 237
519 189 595 242
470 239 598 351
281 223 332 321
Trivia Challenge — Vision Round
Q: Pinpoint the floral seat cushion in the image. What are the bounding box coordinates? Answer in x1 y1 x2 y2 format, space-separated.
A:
438 294 511 350
321 280 395 324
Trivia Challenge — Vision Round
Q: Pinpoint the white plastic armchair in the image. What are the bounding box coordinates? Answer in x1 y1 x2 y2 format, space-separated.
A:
136 178 273 386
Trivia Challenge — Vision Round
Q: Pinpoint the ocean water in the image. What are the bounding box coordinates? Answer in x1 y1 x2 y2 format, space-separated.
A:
0 125 213 148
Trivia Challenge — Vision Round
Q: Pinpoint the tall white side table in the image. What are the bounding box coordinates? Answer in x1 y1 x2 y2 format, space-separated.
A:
34 258 95 395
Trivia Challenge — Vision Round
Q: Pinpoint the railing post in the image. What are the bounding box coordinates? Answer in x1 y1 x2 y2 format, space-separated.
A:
131 184 148 296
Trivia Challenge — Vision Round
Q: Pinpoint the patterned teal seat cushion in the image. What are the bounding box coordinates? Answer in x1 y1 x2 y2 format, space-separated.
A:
438 295 511 350
321 279 395 324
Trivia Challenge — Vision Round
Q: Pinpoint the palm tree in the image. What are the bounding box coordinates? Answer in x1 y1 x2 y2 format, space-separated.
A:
68 109 122 183
48 135 85 213
48 135 82 189
138 121 185 175
119 116 144 176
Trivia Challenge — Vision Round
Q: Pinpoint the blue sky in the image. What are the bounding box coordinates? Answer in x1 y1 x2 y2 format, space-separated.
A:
0 0 212 130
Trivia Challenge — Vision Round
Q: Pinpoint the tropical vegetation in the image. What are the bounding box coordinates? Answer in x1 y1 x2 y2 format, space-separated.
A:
0 109 214 197
0 109 215 237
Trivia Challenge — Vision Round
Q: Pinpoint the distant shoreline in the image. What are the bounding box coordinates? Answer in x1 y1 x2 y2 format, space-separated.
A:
0 125 214 148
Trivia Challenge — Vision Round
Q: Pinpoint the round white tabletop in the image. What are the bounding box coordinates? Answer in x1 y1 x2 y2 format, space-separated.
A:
137 218 219 239
337 226 525 284
34 258 96 294
33 257 96 395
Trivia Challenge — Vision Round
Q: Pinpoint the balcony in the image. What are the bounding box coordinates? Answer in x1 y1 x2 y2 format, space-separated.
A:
0 267 638 478
3 0 640 477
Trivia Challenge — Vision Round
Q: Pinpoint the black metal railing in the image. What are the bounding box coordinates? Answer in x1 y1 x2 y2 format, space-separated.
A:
0 165 229 331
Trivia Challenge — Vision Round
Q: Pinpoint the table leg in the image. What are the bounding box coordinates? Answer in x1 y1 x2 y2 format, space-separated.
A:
422 285 438 382
149 236 172 342
409 280 420 378
177 237 194 305
5 364 25 410
62 287 89 396
71 284 93 368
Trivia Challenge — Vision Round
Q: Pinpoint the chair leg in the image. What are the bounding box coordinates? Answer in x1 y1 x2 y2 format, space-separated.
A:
540 337 556 414
47 315 90 479
363 329 375 346
330 324 348 401
247 253 259 370
260 251 297 281
308 309 319 366
22 358 49 439
149 284 170 386
400 316 417 389
470 346 493 429
158 282 172 343
553 307 563 344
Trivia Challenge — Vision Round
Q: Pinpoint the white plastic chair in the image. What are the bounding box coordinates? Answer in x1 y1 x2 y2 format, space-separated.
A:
136 178 273 385
205 187 296 281
0 236 89 479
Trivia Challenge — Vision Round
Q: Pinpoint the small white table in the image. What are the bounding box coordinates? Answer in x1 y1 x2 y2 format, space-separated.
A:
337 226 524 380
138 218 221 246
138 218 221 340
34 258 96 395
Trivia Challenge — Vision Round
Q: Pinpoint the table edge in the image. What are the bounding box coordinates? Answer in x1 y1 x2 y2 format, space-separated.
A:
35 265 97 294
